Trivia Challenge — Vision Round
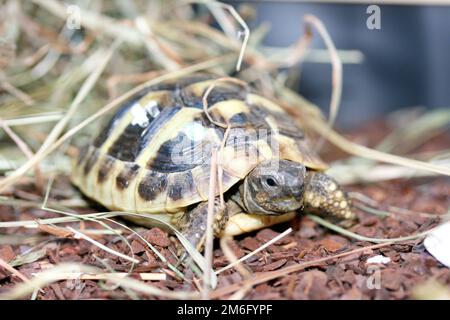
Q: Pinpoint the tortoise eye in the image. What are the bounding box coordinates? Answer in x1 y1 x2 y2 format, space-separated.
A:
265 177 277 187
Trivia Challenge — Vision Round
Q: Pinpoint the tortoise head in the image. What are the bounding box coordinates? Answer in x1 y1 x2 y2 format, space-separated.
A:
241 159 306 215
241 159 357 226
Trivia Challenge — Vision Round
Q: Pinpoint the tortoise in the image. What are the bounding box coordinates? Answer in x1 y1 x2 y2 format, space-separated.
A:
71 73 356 252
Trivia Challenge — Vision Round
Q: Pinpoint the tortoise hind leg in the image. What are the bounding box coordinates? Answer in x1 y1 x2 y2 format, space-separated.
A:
304 171 357 227
175 198 228 256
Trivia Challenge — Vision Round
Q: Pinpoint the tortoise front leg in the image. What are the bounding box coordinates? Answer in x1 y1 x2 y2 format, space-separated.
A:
304 171 357 227
176 198 228 255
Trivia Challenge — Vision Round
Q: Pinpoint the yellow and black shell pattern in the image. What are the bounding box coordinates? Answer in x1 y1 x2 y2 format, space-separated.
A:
72 74 327 219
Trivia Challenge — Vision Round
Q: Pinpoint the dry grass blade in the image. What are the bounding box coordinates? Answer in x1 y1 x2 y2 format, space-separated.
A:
134 17 181 71
203 147 219 298
31 272 166 281
0 256 45 295
220 237 251 277
272 22 313 68
105 272 198 299
307 214 443 243
302 15 342 153
328 162 445 184
66 226 139 264
0 78 35 106
204 0 250 71
308 117 450 176
216 228 292 274
36 223 73 238
0 120 35 160
0 234 44 246
376 108 450 154
9 247 49 268
0 257 31 283
202 77 248 128
1 112 64 127
350 191 447 218
0 119 43 189
219 237 253 300
210 80 235 207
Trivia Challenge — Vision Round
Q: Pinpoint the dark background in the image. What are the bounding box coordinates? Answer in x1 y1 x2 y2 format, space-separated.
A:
226 1 450 127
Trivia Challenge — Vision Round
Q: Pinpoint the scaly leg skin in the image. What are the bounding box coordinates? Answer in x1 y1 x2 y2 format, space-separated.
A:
304 171 357 228
175 198 228 259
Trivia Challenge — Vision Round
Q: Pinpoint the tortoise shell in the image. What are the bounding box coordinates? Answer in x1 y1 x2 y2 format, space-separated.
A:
71 74 327 219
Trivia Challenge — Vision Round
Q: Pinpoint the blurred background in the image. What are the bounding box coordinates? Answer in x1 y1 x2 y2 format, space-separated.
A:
226 1 450 127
